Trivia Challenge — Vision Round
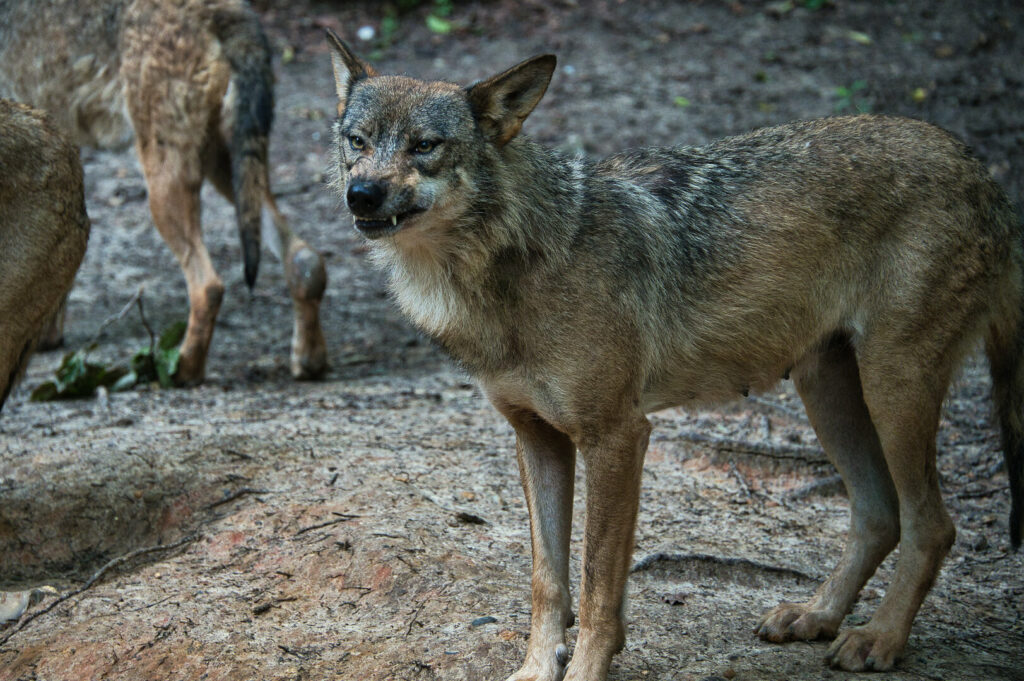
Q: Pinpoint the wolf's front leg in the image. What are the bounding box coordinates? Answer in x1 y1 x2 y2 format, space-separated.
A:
563 413 650 681
505 412 576 681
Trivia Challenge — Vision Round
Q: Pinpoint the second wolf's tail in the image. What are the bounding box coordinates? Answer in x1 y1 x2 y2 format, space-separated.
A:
987 245 1024 550
210 7 274 289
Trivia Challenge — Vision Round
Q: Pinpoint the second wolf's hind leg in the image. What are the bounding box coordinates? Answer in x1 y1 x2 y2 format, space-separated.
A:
261 194 327 379
757 338 899 643
824 343 956 671
140 141 223 385
203 130 327 379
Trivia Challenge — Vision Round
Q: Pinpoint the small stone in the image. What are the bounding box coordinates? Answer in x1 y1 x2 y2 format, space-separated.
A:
470 615 497 627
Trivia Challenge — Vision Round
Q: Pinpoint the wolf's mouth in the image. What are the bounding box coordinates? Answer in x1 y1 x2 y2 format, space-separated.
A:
353 208 426 238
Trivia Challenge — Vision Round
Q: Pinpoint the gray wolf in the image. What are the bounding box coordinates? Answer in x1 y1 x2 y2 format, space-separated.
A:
0 0 327 384
327 31 1023 680
0 99 90 410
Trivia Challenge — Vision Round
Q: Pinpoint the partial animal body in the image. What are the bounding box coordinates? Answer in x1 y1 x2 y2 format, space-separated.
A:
327 34 1024 681
0 0 327 384
0 99 90 409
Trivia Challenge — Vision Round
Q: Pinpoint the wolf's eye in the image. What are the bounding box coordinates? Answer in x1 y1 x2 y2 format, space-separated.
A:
413 139 439 154
349 135 366 151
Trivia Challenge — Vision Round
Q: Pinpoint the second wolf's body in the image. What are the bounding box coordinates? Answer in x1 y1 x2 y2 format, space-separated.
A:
0 0 327 383
329 37 1023 681
0 99 90 408
0 1 135 150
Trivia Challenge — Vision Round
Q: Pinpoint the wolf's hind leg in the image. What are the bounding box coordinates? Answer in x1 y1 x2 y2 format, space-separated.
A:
757 338 899 643
823 342 955 671
261 193 327 380
140 140 222 385
203 131 327 380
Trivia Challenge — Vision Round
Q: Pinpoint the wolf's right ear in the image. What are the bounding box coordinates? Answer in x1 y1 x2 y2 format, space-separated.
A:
326 29 377 114
466 54 556 146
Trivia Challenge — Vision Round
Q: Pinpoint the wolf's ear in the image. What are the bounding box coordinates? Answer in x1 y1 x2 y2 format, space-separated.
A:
466 54 556 146
326 29 377 113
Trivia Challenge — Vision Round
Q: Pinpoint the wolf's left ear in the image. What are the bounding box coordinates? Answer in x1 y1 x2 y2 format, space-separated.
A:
466 54 556 146
326 29 377 113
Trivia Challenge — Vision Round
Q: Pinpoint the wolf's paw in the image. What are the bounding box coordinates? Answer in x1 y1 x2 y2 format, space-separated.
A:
172 349 206 387
287 247 327 381
506 644 569 681
291 333 327 380
825 624 904 671
756 601 841 642
0 587 58 622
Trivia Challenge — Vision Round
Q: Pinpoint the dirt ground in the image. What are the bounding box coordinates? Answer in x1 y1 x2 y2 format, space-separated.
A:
2 1 1023 679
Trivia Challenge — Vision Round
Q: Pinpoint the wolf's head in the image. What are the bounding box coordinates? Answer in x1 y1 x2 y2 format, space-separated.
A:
327 30 555 241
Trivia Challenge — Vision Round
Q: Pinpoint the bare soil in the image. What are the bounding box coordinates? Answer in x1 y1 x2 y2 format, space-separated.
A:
2 1 1023 680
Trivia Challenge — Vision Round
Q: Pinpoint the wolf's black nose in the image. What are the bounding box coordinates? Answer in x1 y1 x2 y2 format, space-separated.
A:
347 181 386 214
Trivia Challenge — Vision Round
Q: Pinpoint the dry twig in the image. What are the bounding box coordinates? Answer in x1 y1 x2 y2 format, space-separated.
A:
630 551 817 582
747 395 808 423
729 462 753 499
88 286 144 346
205 487 272 510
0 533 198 647
786 474 845 500
295 512 360 536
674 430 827 465
405 600 427 637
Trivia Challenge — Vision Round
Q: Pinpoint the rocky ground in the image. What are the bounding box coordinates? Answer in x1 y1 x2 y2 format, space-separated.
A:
2 1 1023 679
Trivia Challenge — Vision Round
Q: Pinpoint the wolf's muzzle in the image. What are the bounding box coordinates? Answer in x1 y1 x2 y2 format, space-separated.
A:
347 180 387 215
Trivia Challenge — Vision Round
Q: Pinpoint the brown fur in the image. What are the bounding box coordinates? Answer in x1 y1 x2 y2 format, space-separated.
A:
0 0 327 384
0 99 90 408
328 33 1024 680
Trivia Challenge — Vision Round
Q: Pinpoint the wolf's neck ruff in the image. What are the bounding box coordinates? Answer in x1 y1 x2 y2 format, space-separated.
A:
373 138 581 342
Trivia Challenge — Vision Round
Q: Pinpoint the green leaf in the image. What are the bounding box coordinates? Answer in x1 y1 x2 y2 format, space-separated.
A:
111 371 138 393
766 0 794 15
158 320 186 352
30 319 184 400
379 15 400 44
56 351 89 388
29 381 59 402
847 30 872 45
426 14 452 34
155 347 180 389
31 350 129 401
